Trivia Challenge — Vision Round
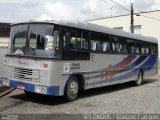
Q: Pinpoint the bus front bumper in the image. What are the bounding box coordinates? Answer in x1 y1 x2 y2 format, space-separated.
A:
1 79 60 96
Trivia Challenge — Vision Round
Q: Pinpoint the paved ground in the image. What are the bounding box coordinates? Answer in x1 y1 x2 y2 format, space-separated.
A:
0 78 160 115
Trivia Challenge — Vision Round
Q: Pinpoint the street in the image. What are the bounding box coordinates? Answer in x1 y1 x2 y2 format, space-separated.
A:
0 78 160 115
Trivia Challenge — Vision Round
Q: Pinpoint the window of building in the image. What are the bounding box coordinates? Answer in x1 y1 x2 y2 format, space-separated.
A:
134 25 141 34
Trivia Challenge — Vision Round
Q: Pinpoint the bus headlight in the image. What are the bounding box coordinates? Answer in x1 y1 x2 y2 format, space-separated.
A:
35 86 47 94
40 63 48 68
2 79 10 86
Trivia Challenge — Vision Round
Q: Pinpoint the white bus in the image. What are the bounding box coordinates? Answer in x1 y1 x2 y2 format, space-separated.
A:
2 21 158 101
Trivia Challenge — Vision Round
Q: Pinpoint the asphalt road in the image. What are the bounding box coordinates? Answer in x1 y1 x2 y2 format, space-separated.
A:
0 78 160 116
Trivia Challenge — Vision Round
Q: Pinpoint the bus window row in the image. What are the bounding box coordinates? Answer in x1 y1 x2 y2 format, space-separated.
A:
61 28 158 55
90 33 158 55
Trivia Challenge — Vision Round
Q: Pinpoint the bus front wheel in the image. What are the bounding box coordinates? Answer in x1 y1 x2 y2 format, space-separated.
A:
64 77 79 102
135 70 143 86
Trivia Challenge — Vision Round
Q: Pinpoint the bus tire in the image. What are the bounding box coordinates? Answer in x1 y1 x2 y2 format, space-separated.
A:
135 70 143 86
64 76 79 102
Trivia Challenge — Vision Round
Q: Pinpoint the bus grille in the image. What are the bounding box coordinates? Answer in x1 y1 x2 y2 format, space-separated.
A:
9 67 39 83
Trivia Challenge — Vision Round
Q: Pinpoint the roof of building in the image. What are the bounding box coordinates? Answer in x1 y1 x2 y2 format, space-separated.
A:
12 20 158 43
0 23 10 37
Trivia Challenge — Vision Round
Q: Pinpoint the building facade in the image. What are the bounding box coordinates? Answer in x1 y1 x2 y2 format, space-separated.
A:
88 10 160 54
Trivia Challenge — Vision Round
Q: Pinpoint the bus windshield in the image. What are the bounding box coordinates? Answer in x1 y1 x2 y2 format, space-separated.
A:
8 24 59 58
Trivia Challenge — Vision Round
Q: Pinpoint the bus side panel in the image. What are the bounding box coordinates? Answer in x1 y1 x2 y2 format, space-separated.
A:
86 53 134 89
48 54 158 96
85 54 158 90
141 55 158 80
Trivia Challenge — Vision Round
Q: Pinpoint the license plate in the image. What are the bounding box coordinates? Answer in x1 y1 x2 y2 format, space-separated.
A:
17 84 25 90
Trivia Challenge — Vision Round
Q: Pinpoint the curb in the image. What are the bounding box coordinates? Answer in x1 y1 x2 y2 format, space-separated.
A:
0 87 14 98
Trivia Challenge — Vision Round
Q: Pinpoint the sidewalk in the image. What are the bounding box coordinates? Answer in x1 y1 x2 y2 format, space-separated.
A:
0 79 14 98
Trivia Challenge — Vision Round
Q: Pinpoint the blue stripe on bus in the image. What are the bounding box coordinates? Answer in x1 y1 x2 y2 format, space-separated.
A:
124 56 148 70
47 86 59 96
10 80 35 92
9 80 60 96
87 56 157 86
114 55 157 82
86 55 148 80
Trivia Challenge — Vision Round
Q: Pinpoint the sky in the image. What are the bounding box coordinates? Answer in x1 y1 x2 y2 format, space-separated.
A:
0 0 160 22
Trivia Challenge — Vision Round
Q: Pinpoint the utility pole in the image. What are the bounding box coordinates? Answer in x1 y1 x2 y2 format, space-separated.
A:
130 1 134 33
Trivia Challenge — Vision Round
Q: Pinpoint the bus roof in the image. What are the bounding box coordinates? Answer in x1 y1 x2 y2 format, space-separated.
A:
12 20 158 43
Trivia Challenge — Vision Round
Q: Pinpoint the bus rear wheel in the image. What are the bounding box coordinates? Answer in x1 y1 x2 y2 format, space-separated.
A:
135 71 143 86
64 77 79 102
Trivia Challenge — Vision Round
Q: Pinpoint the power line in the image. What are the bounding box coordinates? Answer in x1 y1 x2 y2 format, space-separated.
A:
134 9 160 21
122 0 129 3
110 0 131 12
109 0 160 22
144 12 160 18
134 9 160 18
101 0 119 10
119 0 130 9
94 0 160 23
136 14 160 22
100 0 116 9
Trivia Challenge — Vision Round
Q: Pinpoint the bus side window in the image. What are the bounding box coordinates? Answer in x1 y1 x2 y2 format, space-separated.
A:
150 44 158 55
77 32 89 51
91 40 97 51
90 33 111 53
119 38 128 53
127 39 140 54
96 41 103 51
111 36 120 53
140 42 150 55
155 44 158 55
64 31 76 50
102 42 107 52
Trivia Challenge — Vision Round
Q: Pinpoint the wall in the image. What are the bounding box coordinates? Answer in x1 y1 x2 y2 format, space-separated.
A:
0 37 8 87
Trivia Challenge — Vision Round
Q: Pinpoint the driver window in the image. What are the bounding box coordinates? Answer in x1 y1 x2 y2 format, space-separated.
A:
64 31 76 50
63 28 89 51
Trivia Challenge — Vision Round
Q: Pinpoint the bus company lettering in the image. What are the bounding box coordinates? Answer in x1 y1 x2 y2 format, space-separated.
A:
101 57 132 80
70 63 80 70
